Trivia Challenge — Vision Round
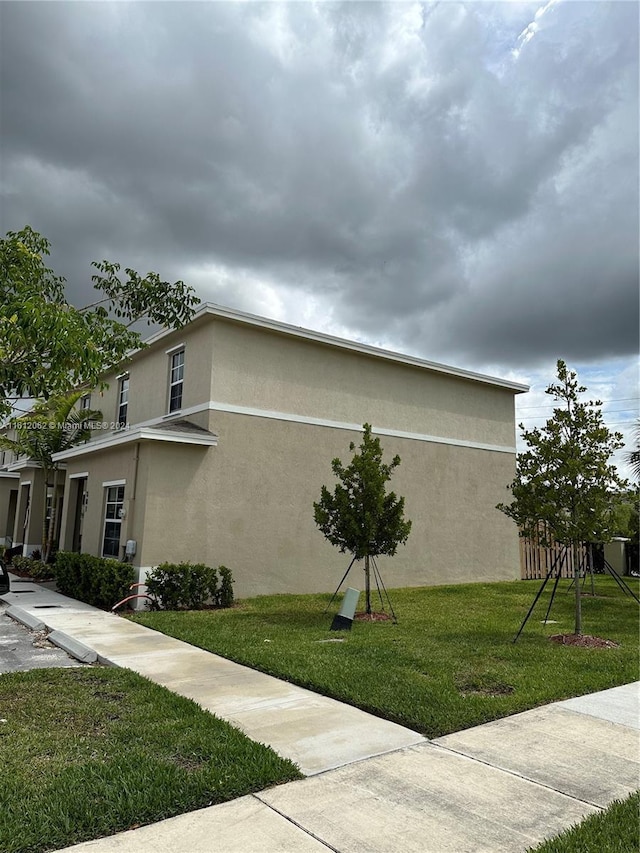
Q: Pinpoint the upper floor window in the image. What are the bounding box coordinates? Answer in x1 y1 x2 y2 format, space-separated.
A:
117 375 129 426
80 393 91 410
169 349 184 412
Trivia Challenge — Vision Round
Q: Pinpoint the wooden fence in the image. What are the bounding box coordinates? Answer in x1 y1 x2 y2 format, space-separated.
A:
520 533 587 580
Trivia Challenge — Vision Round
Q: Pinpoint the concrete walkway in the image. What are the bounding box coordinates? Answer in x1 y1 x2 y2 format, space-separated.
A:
2 578 639 853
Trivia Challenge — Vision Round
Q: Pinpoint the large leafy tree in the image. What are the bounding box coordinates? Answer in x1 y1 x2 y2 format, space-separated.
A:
498 360 627 635
314 423 412 614
0 392 103 561
0 226 200 419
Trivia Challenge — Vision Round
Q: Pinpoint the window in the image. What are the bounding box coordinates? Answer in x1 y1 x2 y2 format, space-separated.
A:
168 350 184 412
102 485 125 558
80 394 91 410
117 375 129 426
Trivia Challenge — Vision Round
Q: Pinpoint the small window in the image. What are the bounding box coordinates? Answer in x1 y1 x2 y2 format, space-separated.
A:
168 350 184 413
80 394 91 410
102 485 125 558
117 376 129 426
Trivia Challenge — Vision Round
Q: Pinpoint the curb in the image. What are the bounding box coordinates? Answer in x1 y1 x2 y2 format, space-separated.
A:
48 630 98 664
5 605 46 633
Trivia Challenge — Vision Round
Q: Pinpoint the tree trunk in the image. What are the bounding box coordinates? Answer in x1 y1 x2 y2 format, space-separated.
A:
364 554 371 614
573 542 582 636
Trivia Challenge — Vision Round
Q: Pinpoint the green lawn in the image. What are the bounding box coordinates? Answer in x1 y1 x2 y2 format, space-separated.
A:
0 668 301 853
133 576 640 738
528 792 640 853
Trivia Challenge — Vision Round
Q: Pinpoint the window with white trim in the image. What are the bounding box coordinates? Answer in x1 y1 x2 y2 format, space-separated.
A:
117 376 129 426
80 393 91 410
102 485 125 558
168 349 184 412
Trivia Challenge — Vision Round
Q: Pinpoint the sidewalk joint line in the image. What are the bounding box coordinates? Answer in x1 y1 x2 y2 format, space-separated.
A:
430 743 606 810
252 793 342 852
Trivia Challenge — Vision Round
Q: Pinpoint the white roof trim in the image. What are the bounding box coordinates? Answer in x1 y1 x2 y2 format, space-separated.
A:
0 472 20 479
72 400 516 455
52 427 218 462
142 303 528 393
6 458 43 473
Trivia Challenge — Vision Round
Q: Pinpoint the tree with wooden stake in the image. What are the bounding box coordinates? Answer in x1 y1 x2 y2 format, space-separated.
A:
314 423 411 617
498 360 627 637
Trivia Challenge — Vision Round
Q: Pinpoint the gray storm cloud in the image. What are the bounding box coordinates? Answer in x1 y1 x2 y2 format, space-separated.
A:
1 0 637 371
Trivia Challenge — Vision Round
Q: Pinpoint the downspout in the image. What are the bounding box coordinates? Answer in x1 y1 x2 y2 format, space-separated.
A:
127 441 140 538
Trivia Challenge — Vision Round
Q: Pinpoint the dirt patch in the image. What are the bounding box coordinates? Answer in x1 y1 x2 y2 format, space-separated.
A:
354 611 393 622
549 633 620 649
8 568 54 582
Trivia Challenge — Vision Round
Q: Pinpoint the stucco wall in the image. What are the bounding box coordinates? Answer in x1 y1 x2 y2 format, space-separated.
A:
84 318 214 437
137 412 520 597
209 320 516 447
59 445 144 558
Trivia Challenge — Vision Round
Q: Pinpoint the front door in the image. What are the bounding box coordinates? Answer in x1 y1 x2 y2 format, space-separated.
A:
72 478 87 553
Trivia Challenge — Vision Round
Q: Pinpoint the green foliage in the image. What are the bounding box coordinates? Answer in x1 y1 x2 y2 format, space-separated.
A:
314 423 411 613
314 423 411 559
528 792 639 853
54 552 134 610
498 361 628 634
0 226 200 419
0 668 300 853
498 360 627 546
627 420 640 483
10 555 54 580
145 562 234 610
0 391 103 561
609 488 639 540
135 576 639 739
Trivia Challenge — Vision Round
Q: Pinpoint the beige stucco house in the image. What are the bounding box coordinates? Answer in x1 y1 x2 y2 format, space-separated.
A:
1 304 528 598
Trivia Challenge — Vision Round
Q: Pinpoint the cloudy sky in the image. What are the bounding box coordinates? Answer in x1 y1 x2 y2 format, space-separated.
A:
1 1 638 471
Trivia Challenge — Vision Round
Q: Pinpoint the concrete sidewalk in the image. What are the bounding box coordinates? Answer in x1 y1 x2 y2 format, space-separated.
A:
2 578 639 853
2 579 424 774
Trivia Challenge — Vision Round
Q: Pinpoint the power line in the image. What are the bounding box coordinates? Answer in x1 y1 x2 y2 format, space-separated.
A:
517 396 639 410
517 420 636 429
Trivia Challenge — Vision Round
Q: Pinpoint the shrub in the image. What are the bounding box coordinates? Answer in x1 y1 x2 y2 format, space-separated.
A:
10 556 54 581
145 562 234 610
54 552 134 610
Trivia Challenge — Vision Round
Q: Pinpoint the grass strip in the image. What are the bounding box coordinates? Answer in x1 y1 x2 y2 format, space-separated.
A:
528 791 639 853
133 576 639 738
0 667 301 853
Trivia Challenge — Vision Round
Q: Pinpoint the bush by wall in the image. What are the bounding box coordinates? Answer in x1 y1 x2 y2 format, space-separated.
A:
11 556 54 581
145 562 234 610
54 552 135 610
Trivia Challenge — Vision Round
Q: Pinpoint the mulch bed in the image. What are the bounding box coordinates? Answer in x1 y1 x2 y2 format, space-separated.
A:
354 611 393 622
549 633 620 648
7 568 54 583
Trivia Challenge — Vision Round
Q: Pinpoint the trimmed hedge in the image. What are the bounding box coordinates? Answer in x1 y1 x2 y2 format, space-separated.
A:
10 556 55 581
54 552 135 610
145 562 234 610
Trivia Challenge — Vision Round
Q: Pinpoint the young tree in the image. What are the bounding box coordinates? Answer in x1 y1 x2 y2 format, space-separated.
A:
0 392 102 562
0 226 200 419
498 360 627 635
314 423 412 614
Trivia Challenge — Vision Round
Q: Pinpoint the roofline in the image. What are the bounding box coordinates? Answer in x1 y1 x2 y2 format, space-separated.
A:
52 426 218 462
141 303 529 393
